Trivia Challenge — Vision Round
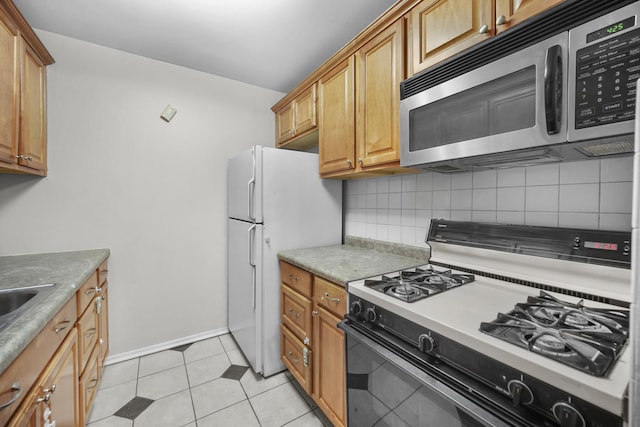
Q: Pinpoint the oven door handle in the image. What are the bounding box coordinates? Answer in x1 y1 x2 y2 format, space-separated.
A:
339 320 513 427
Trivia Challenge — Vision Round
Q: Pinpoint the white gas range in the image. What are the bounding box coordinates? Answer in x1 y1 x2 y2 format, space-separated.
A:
341 220 631 427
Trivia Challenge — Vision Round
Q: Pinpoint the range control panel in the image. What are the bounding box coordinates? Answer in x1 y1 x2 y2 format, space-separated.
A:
574 21 640 129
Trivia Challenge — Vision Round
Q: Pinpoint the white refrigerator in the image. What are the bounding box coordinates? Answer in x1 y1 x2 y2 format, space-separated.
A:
227 145 342 377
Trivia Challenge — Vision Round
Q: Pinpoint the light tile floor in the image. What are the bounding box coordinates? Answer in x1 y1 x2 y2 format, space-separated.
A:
87 334 331 427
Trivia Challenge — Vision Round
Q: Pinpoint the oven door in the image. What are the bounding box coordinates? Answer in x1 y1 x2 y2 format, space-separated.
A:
339 319 553 427
400 32 568 169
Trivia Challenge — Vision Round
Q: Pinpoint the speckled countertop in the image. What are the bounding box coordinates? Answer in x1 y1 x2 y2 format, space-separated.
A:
278 236 429 285
0 249 110 374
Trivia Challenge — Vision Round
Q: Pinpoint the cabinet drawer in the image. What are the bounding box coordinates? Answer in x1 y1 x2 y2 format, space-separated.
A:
281 285 312 342
0 296 76 426
281 326 312 394
280 261 312 298
314 277 346 317
77 271 98 316
77 300 98 373
97 259 108 287
80 345 100 424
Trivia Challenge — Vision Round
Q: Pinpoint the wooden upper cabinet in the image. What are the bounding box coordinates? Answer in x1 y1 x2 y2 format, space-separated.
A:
275 84 317 149
357 19 404 170
318 56 356 175
0 12 18 165
409 0 493 76
495 0 565 33
18 40 47 173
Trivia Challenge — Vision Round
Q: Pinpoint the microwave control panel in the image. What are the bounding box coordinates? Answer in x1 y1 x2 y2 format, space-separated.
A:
574 23 640 129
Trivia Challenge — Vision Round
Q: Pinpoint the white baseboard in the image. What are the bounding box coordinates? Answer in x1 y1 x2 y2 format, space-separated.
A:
104 327 230 366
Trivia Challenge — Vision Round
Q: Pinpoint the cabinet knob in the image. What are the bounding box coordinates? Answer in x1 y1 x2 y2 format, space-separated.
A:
357 158 363 165
496 15 507 26
15 155 33 161
346 159 352 166
479 24 489 34
312 310 319 316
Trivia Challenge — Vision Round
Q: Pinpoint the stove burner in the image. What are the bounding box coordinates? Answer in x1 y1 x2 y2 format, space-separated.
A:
481 291 630 376
364 266 474 302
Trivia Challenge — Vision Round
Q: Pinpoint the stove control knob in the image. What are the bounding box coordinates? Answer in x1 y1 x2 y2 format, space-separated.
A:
507 380 533 406
552 402 585 427
418 334 436 353
365 307 377 322
350 300 363 315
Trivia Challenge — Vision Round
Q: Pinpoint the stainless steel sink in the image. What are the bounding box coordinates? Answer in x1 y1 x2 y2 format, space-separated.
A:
0 284 56 333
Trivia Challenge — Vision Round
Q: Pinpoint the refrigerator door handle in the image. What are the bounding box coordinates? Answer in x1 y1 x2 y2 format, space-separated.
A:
248 224 257 309
248 147 256 221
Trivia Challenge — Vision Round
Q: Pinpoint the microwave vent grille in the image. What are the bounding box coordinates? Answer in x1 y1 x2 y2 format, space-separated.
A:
575 140 635 157
401 0 638 100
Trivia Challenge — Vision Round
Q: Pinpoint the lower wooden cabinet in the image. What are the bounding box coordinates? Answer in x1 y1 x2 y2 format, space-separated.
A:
279 261 346 427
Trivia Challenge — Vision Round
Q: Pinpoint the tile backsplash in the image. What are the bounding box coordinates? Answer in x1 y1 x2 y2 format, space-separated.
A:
344 157 634 247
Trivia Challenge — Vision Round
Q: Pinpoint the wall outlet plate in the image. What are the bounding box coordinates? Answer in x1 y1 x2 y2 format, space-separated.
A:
161 105 177 122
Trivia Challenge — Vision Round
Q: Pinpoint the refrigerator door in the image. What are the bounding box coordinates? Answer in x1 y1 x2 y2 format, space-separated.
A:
228 146 263 223
227 218 263 373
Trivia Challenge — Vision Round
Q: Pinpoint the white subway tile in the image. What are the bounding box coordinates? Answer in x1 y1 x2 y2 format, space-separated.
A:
414 227 429 245
559 183 599 213
366 208 376 223
560 160 599 184
472 211 497 223
601 156 633 182
525 186 558 212
558 213 598 230
388 225 402 242
402 191 416 209
451 189 472 210
366 179 377 194
354 179 367 195
472 188 497 211
366 223 377 238
377 193 389 209
525 212 558 227
356 194 367 209
376 224 389 241
415 210 432 228
402 226 416 245
402 175 417 192
416 191 432 210
377 177 390 193
497 211 525 225
452 172 472 190
389 192 402 208
600 182 633 213
451 210 472 221
366 193 377 209
377 209 389 225
355 221 367 237
599 213 632 231
416 172 433 191
433 190 451 210
433 210 451 220
497 168 526 187
402 209 416 226
473 170 497 189
497 187 525 211
526 164 559 185
432 172 452 191
389 176 403 192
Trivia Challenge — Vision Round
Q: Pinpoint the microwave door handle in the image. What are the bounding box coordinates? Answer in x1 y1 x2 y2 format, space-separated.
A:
544 44 563 135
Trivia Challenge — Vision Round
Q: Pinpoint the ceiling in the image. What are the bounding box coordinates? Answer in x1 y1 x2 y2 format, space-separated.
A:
13 0 397 93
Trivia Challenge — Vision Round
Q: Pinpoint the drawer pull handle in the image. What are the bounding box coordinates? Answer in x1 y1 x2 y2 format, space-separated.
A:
288 351 299 364
287 308 300 318
85 288 97 296
36 385 55 403
85 328 97 338
87 378 99 390
288 274 299 282
322 292 341 303
0 383 22 409
100 269 109 276
54 320 72 334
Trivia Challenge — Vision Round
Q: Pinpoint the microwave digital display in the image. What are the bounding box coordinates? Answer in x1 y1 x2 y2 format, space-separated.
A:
586 16 635 43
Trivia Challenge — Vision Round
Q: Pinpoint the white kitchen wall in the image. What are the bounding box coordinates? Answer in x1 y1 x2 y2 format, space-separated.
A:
345 156 634 247
0 31 283 361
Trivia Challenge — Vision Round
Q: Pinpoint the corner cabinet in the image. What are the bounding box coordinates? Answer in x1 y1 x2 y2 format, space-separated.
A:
280 261 346 427
0 0 54 176
319 20 407 178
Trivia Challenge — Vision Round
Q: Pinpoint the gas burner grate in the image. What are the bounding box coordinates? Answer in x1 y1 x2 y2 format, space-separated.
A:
480 291 630 376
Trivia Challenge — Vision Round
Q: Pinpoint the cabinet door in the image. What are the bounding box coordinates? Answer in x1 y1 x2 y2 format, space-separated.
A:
318 56 356 175
409 0 493 76
18 38 47 173
357 20 404 169
293 84 316 136
0 12 18 165
495 0 564 33
276 103 295 145
313 306 346 427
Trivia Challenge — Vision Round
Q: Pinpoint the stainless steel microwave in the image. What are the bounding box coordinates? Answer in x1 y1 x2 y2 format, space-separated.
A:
400 1 639 172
